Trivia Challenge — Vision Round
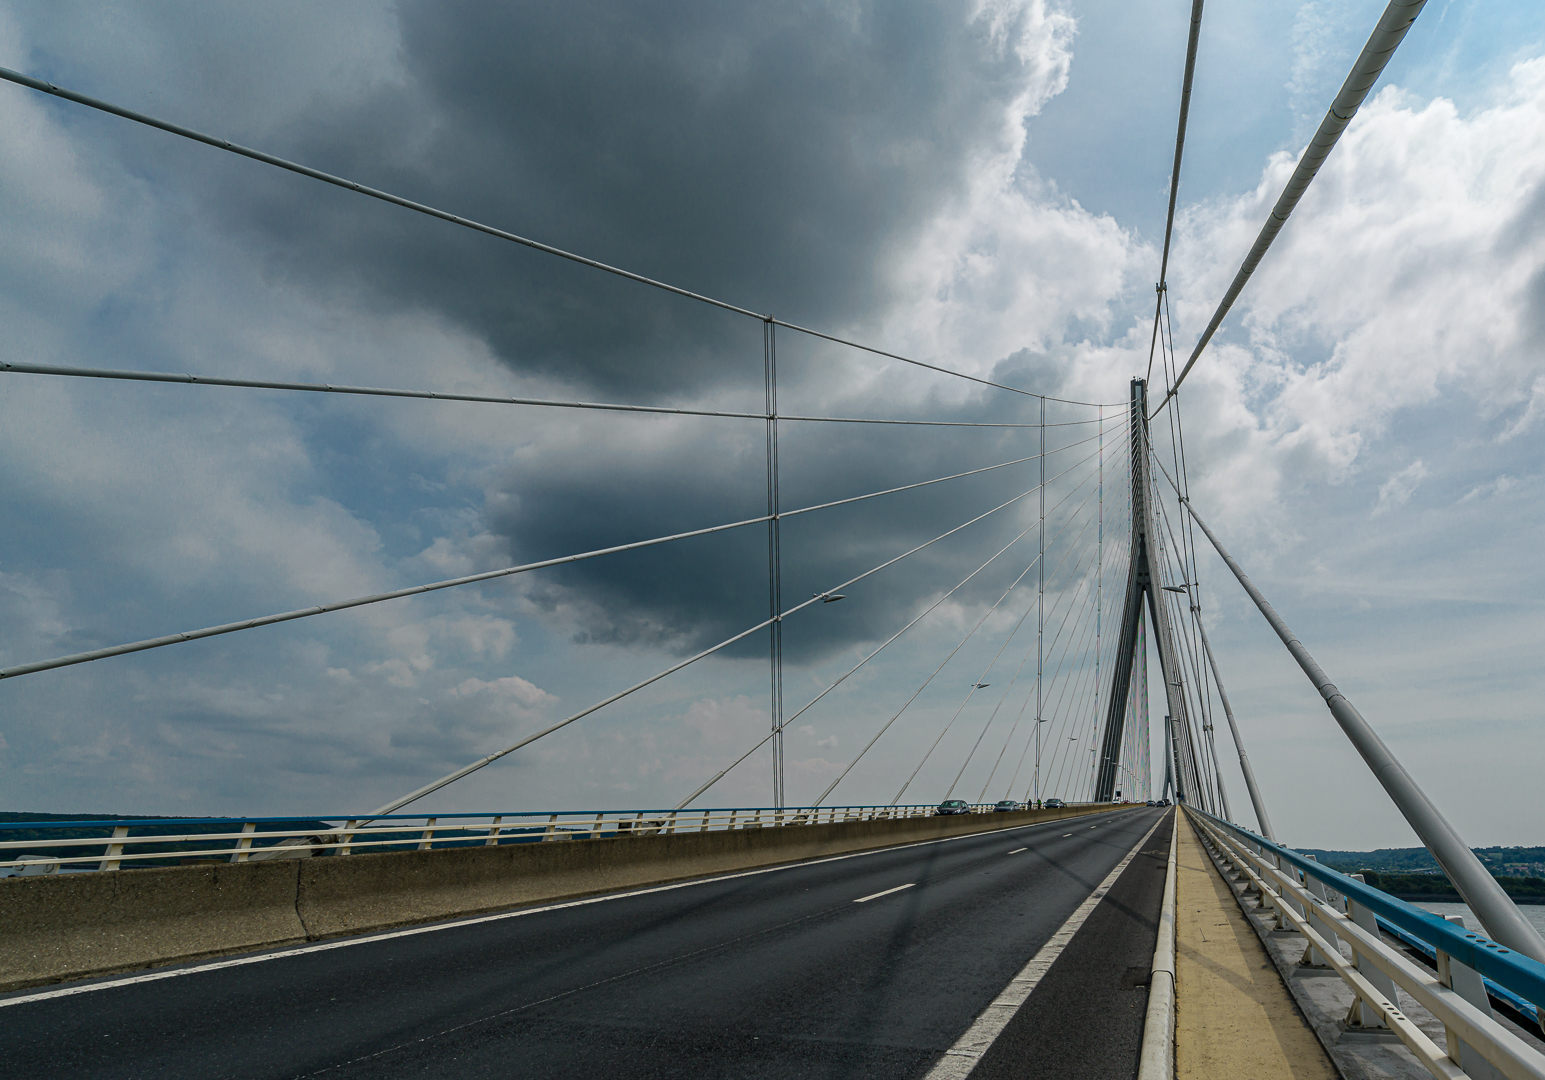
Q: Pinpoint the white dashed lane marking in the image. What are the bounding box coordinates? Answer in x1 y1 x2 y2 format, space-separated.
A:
854 884 914 904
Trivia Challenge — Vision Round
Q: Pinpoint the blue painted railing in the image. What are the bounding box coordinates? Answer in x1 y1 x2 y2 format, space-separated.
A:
1193 808 1545 1017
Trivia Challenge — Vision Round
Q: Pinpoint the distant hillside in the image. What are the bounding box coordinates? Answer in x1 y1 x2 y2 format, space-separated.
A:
1300 846 1545 879
1296 844 1545 904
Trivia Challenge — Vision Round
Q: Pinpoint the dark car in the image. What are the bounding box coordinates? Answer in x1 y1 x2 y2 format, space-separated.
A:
993 800 1021 812
935 799 971 815
1044 798 1064 809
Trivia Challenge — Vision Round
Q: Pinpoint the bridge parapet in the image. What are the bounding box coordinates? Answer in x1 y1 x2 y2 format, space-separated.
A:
1189 808 1545 1080
0 802 1100 874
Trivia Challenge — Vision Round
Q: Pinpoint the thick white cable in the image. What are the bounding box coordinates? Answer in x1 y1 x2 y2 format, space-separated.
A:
0 361 1102 430
0 441 1081 681
1154 0 1428 415
0 67 1120 410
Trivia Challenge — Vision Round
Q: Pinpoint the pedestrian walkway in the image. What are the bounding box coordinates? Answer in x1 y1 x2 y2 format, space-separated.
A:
1175 810 1338 1079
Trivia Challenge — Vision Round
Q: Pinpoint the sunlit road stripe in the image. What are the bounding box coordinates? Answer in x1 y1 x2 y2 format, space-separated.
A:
853 883 915 903
1062 833 1072 837
0 809 1135 1009
921 812 1167 1080
1007 848 1027 855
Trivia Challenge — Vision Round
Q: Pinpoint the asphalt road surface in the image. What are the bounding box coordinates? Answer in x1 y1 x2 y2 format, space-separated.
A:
0 806 1173 1080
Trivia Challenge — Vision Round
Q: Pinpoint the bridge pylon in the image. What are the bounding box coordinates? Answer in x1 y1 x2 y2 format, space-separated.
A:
1094 379 1203 804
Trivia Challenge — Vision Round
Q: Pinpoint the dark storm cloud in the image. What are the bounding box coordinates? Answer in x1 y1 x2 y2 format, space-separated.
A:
204 0 1041 396
58 1 1102 667
487 379 1112 663
123 0 1099 665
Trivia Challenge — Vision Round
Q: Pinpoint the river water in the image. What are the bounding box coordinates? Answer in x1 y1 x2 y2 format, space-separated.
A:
1414 900 1545 938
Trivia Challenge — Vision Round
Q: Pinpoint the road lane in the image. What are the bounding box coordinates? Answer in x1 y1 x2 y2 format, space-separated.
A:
0 806 1168 1079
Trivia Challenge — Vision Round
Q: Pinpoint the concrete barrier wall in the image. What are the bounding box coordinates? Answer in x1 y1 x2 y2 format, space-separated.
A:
0 804 1106 991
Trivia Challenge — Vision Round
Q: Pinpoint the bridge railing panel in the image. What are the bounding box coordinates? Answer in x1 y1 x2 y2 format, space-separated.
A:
0 801 1094 873
1189 807 1545 1080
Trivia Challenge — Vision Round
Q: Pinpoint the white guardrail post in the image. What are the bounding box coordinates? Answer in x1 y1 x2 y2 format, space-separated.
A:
1346 876 1398 1029
1436 916 1507 1080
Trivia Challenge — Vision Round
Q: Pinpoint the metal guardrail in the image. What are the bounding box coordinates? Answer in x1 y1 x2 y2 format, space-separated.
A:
0 802 1096 874
1189 807 1545 1080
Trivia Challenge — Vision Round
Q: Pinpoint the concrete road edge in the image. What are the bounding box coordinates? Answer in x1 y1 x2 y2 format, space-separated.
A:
1138 807 1179 1080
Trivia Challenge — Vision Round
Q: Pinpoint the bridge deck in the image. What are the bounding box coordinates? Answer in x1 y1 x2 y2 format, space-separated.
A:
1 807 1168 1078
1175 811 1336 1079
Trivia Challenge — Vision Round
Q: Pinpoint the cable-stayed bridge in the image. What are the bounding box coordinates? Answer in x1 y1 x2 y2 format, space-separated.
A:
4 2 1545 1078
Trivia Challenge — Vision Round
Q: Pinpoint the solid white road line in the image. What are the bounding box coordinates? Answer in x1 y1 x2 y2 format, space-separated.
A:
853 883 914 903
920 813 1167 1080
0 809 1133 1009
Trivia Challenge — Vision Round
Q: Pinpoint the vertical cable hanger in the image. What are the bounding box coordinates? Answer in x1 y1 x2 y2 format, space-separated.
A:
1034 395 1046 803
764 319 785 809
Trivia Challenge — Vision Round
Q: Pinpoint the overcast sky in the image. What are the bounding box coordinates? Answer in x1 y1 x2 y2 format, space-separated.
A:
1 0 1541 850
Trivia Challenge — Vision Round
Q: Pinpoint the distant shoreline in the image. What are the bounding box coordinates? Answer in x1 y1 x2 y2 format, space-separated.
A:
1392 893 1545 906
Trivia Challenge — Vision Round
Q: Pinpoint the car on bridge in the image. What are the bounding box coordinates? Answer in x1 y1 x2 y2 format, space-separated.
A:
1044 798 1064 809
992 800 1021 812
935 799 971 815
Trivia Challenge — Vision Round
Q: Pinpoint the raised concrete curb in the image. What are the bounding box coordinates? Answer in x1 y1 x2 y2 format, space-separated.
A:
1137 807 1179 1080
0 805 1103 991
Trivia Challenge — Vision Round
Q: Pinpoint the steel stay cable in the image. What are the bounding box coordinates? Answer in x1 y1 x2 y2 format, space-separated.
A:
1157 285 1232 813
1016 564 1102 799
791 436 1124 809
680 513 1046 811
0 440 1083 681
377 470 1054 817
810 432 1128 807
684 442 1124 811
1039 592 1105 799
1149 0 1205 389
1155 487 1228 814
942 520 1100 800
963 507 1107 800
977 548 1101 801
1064 611 1113 800
982 506 1108 801
1152 0 1429 417
0 361 1104 430
1158 286 1232 814
815 437 1125 808
0 66 1122 411
961 513 1105 801
1004 475 1130 799
668 466 1074 812
1151 453 1545 961
885 451 1121 806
